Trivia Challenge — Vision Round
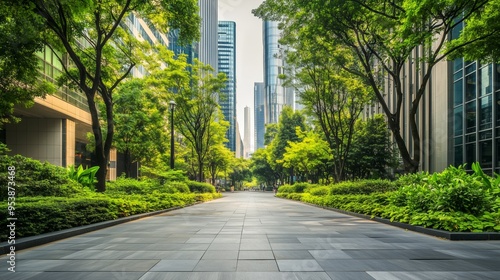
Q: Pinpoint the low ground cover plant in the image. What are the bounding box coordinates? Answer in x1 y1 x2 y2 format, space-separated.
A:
277 164 500 232
0 155 221 241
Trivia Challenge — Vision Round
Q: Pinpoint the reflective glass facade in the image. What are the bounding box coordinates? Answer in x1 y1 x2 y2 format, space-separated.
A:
199 0 218 72
263 21 285 124
218 21 237 152
254 82 266 149
452 22 500 175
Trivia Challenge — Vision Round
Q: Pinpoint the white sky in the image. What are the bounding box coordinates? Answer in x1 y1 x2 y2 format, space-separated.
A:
218 0 264 150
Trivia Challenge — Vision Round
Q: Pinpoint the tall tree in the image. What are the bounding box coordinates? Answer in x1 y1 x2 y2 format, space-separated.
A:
0 1 53 125
112 78 168 177
25 0 200 191
254 0 499 173
279 128 332 183
173 60 227 182
269 107 306 184
346 115 398 180
281 34 371 181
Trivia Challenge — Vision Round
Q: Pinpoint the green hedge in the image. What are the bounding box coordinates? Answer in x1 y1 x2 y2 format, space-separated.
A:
0 155 84 199
329 179 398 195
187 181 216 193
277 165 500 232
0 191 222 241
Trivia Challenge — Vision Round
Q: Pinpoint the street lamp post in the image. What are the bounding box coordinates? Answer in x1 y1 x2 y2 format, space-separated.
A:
169 100 176 169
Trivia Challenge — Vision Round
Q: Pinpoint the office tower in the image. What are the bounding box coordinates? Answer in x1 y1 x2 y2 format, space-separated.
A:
263 21 285 124
218 21 237 152
244 106 251 158
199 0 218 72
254 82 266 150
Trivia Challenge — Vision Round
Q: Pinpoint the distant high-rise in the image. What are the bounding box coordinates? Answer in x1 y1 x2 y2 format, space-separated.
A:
254 82 266 150
199 0 218 72
218 21 237 152
244 106 251 158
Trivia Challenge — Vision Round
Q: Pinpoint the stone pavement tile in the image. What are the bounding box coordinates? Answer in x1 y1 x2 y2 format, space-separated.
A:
139 272 332 280
437 249 500 259
14 260 72 272
273 250 314 260
2 272 144 280
240 242 271 251
277 260 324 272
0 272 42 280
327 271 376 280
193 260 237 272
61 250 133 260
202 250 239 260
268 238 301 244
390 259 490 271
149 260 198 272
343 249 455 260
208 243 240 251
318 259 405 272
367 271 500 280
238 250 274 260
49 259 159 272
270 243 308 250
16 249 76 260
236 260 279 272
308 250 353 260
212 237 241 244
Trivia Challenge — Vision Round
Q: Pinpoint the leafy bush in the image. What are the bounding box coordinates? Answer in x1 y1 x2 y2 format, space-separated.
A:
0 155 83 199
106 177 158 194
168 182 190 193
140 166 188 182
277 184 294 194
187 181 216 193
307 186 330 196
391 165 492 215
67 165 99 189
293 182 316 193
329 179 397 195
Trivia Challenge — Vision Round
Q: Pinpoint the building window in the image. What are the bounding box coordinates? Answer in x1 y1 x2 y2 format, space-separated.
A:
454 106 463 136
480 96 492 130
466 101 476 134
465 73 476 102
454 79 463 106
496 91 500 127
480 64 492 96
466 143 476 165
480 140 492 168
454 144 463 166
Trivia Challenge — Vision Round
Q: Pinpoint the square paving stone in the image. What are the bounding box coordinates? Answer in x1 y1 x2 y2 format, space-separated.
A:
193 260 237 272
276 260 324 272
202 251 239 260
238 251 274 260
150 260 198 272
237 260 279 272
309 250 353 260
273 250 314 260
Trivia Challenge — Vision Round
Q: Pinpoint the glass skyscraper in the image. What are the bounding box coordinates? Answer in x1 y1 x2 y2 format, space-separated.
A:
263 21 285 124
198 0 218 72
218 21 237 152
254 82 266 150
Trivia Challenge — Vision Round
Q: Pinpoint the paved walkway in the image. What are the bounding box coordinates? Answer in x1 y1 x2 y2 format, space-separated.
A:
2 192 500 280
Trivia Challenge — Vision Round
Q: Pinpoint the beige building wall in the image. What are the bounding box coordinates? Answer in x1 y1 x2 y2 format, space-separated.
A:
6 118 64 166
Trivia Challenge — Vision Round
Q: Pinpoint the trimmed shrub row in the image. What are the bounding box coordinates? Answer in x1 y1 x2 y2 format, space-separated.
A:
276 165 500 232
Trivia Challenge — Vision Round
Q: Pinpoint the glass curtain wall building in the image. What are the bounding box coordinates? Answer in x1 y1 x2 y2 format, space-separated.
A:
452 23 500 175
263 21 285 124
218 21 237 152
198 0 218 72
254 82 266 150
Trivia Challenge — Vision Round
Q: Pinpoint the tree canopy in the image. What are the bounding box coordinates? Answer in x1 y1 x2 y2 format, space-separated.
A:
17 0 200 191
254 0 500 173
